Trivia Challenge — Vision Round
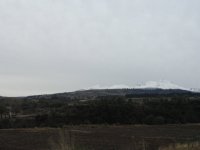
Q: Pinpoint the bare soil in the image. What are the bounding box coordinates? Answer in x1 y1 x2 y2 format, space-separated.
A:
0 124 200 150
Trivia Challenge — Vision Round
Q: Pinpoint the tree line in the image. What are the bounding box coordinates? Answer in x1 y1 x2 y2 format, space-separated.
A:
0 95 200 128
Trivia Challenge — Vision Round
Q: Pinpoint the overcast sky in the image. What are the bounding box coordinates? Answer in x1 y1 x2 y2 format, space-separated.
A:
0 0 200 96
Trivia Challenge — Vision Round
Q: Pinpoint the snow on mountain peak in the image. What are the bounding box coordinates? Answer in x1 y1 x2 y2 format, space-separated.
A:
87 80 192 91
109 85 130 89
134 80 188 90
87 84 131 90
190 88 200 93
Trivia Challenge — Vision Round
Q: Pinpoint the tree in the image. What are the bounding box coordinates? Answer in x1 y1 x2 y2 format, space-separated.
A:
0 105 8 119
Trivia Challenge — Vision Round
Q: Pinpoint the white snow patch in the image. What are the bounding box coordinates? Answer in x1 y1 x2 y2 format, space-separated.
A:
134 80 189 90
190 88 200 93
87 80 192 91
87 84 131 90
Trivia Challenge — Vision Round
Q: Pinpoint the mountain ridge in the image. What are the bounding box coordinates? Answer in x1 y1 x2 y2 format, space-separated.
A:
1 81 199 99
88 80 198 92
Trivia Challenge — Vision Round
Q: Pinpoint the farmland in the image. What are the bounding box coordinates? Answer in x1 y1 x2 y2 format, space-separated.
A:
0 124 200 150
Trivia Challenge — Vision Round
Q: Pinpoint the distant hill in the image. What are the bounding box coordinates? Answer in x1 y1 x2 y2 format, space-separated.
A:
1 80 200 101
23 88 200 102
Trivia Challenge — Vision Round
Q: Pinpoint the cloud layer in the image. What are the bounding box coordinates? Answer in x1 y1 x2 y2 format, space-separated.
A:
0 0 200 96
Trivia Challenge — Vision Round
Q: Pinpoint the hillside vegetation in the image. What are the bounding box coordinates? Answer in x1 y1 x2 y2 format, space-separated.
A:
0 89 200 128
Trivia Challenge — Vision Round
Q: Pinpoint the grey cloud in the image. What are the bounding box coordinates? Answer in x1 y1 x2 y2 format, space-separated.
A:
0 0 200 96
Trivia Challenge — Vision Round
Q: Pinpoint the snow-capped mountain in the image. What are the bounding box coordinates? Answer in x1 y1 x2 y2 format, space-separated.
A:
134 80 189 90
190 88 200 93
88 80 193 91
88 84 131 90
